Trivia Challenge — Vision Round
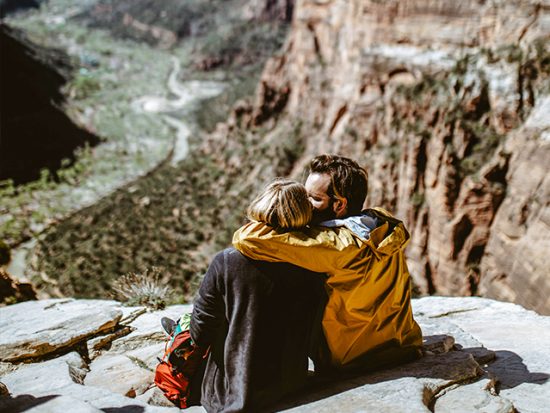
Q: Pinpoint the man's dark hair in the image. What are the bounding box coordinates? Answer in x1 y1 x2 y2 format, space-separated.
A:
309 154 368 215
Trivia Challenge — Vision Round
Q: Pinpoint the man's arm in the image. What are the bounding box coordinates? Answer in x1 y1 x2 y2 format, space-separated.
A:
232 221 363 274
190 251 224 348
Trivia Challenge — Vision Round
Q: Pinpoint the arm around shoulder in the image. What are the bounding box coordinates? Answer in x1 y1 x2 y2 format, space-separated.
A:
232 221 360 274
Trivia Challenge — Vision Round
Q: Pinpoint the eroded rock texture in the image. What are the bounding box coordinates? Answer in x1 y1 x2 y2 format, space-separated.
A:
242 0 550 313
0 297 548 412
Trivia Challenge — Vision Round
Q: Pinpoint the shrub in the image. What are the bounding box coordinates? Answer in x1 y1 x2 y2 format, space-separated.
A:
70 70 101 99
111 267 170 309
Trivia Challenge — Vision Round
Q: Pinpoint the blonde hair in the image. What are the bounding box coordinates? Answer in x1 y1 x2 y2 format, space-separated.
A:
247 178 312 230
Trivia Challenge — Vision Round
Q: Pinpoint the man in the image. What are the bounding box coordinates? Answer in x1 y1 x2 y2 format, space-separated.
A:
304 155 369 223
233 154 423 371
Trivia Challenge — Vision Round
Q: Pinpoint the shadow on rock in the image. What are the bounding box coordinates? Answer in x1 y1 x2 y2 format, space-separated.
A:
486 350 549 391
0 394 58 413
102 406 145 413
270 335 549 411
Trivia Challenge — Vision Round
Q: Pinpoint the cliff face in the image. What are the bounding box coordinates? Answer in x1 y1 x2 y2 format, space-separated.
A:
245 0 550 313
0 25 100 185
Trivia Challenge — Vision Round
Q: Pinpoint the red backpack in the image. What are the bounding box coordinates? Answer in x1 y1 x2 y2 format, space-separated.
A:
154 327 208 408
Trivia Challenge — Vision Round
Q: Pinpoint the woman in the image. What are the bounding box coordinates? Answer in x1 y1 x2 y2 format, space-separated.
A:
190 179 326 412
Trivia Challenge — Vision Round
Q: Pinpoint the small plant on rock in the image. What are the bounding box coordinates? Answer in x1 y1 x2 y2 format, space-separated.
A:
112 267 170 310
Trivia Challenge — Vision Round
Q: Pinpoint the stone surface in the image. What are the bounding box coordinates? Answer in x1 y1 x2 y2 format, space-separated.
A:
0 299 122 362
435 379 515 413
414 297 550 413
479 107 550 314
86 325 133 360
1 297 548 412
136 386 178 407
0 395 103 413
275 349 482 412
85 343 163 397
108 304 192 352
267 296 550 412
0 352 180 413
1 352 90 396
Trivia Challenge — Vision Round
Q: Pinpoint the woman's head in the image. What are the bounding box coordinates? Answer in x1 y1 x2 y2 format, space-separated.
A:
247 179 312 230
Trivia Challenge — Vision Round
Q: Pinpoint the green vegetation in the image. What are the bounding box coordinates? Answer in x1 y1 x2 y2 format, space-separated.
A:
193 74 259 132
197 21 288 70
1 14 176 246
2 0 293 302
30 117 306 301
410 191 425 208
2 0 289 255
390 54 504 182
69 69 102 99
458 120 504 177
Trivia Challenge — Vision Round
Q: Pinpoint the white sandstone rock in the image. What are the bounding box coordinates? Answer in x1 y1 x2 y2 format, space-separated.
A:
108 304 192 352
0 299 122 362
85 343 164 396
1 297 547 413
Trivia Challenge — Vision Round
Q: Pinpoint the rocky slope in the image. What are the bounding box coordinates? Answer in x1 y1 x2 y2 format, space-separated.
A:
0 297 548 412
1 0 293 299
4 0 548 314
230 0 550 313
3 0 297 301
80 0 293 66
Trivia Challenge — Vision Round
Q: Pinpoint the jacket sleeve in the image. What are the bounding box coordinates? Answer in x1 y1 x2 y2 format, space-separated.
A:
190 251 224 348
232 221 362 274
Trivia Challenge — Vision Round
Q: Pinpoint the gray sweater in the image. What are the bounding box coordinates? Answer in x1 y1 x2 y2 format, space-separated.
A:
190 248 326 413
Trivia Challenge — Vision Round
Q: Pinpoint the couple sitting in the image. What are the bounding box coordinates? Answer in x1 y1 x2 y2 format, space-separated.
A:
190 154 423 412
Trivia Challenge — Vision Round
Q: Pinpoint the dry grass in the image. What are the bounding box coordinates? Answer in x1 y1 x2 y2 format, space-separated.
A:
111 267 170 309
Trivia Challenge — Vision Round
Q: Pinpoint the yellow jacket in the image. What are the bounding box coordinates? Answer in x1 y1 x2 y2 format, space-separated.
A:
232 208 422 368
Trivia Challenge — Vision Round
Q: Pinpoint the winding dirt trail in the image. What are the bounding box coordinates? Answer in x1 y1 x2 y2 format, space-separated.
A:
132 57 225 165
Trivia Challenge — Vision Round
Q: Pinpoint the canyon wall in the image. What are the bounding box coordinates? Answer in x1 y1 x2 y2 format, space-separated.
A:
14 0 548 312
244 0 550 313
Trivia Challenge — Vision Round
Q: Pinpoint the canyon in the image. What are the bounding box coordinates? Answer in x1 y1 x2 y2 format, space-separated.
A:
0 1 549 313
1 297 549 412
1 1 549 412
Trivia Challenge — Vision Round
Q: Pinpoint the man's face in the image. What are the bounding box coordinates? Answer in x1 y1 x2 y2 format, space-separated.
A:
305 173 337 224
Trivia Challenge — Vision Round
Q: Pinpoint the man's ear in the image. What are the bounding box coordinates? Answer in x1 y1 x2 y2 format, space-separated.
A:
333 196 348 218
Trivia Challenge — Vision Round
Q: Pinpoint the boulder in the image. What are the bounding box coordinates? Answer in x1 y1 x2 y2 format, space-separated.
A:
0 352 180 412
1 297 548 412
0 299 122 362
108 304 192 352
84 343 164 397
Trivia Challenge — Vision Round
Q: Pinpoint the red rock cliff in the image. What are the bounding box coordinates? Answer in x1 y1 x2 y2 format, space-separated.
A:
244 0 550 313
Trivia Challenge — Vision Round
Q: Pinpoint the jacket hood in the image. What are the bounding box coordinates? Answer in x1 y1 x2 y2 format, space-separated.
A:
319 207 410 256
